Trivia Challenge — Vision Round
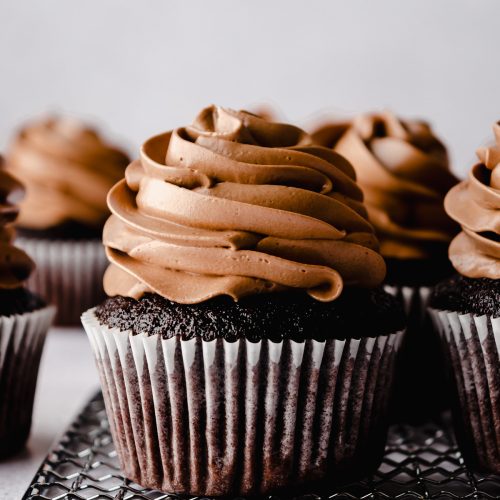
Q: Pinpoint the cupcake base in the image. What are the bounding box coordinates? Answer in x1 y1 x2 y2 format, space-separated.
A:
0 304 56 458
384 257 455 288
430 275 500 318
94 288 406 341
429 308 500 473
17 222 102 241
82 303 404 496
0 288 46 317
16 237 108 325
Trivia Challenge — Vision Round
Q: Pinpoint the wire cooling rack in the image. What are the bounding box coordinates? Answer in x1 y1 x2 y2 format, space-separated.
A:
23 393 500 500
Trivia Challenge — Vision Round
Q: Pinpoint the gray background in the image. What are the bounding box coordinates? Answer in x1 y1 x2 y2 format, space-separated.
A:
1 0 499 177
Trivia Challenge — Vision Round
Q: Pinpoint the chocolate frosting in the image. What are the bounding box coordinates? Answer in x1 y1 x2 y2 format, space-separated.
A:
445 122 500 278
6 117 129 230
313 112 459 260
0 158 34 288
104 105 386 303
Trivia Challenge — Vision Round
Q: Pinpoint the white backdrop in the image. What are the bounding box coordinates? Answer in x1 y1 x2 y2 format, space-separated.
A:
1 0 499 177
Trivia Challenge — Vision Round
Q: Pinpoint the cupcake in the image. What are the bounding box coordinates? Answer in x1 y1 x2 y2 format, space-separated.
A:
429 121 500 473
6 117 129 325
0 159 55 458
313 111 459 420
81 106 406 495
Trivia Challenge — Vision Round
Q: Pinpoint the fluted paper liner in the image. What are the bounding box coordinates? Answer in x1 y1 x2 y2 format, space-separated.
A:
17 237 107 325
384 284 432 325
82 308 404 495
0 305 55 457
429 308 500 473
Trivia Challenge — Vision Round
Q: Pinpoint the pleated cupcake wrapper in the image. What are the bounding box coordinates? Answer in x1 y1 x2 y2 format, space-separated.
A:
384 284 432 325
17 237 108 325
429 308 500 472
0 305 56 457
82 308 404 496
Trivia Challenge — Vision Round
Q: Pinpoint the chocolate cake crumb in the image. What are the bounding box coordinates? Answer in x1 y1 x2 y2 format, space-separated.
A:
430 274 500 317
17 220 102 241
385 256 455 286
0 288 46 317
95 288 405 342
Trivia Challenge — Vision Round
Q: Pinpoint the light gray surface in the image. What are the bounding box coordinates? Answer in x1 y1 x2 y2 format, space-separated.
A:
0 328 99 500
1 0 499 176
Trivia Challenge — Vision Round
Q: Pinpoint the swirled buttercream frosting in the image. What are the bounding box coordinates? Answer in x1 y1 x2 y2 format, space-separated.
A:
0 158 34 288
445 122 500 278
6 117 129 231
313 111 459 260
103 105 386 304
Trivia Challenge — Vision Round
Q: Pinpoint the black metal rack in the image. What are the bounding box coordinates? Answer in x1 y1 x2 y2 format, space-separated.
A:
23 393 500 500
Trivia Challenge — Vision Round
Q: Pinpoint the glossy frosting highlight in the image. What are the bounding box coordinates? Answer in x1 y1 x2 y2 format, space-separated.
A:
0 159 34 288
7 117 129 230
445 122 500 278
104 105 386 303
313 111 459 260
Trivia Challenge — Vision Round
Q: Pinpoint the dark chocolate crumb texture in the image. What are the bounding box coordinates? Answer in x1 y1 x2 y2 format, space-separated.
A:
384 256 456 287
430 274 500 317
95 287 405 342
0 288 45 317
16 220 102 241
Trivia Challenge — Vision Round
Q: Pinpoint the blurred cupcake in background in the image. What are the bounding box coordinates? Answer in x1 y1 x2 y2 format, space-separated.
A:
82 105 406 495
6 116 129 324
0 159 55 458
249 103 280 121
429 121 500 473
313 111 459 420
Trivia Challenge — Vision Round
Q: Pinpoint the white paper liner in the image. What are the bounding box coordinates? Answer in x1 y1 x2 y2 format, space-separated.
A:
17 237 107 325
429 308 500 472
384 284 432 325
0 305 55 457
82 308 404 495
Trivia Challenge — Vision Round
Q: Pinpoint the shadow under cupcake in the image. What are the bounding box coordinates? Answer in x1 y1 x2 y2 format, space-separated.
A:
82 106 406 496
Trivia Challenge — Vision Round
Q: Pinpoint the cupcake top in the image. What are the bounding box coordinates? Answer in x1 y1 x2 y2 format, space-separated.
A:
103 105 386 304
0 159 34 289
6 117 129 233
313 111 459 261
445 122 500 279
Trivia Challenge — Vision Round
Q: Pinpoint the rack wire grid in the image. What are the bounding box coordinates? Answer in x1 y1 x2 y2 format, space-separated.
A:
23 392 500 500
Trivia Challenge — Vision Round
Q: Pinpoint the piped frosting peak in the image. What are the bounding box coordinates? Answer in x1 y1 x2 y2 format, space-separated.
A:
0 159 34 289
313 111 459 260
104 106 386 303
7 116 129 230
445 122 500 278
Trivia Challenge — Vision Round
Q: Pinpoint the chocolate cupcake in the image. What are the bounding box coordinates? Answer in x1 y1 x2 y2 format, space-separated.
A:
429 122 500 473
313 112 459 420
81 106 406 495
5 117 129 324
0 160 55 458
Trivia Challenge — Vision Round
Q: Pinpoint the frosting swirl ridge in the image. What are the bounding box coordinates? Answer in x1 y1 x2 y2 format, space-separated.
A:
445 122 500 278
0 158 34 288
104 105 386 303
7 117 129 230
313 111 459 259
